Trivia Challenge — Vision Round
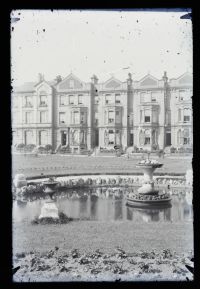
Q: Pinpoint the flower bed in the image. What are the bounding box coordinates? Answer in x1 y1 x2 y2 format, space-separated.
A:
13 174 191 199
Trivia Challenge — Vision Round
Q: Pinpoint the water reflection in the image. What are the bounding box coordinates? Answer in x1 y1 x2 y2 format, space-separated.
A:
13 187 193 223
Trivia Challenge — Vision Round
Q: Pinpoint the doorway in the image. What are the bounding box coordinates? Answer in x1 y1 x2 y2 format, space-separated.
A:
166 132 171 146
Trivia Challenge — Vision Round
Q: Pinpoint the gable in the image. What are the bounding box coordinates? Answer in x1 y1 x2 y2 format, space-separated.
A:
140 77 157 86
178 74 192 84
35 82 52 94
105 79 121 89
58 75 83 90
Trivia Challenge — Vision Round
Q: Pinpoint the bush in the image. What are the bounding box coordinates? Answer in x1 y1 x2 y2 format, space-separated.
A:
44 144 52 152
25 144 36 152
170 146 176 153
16 143 25 151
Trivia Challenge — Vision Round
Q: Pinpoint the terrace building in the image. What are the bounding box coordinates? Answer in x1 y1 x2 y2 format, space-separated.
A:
12 71 192 152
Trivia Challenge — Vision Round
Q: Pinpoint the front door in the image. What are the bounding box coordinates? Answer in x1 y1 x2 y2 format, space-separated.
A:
61 131 67 146
166 133 171 146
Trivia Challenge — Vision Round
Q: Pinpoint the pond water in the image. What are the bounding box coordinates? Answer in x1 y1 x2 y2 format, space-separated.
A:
13 187 193 223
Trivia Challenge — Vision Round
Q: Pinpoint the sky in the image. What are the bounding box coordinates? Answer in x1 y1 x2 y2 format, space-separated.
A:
11 9 192 86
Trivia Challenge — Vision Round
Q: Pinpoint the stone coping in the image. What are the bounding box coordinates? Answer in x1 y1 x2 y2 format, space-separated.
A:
25 172 186 181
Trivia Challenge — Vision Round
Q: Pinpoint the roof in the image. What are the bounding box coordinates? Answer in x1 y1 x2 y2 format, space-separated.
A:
13 80 57 93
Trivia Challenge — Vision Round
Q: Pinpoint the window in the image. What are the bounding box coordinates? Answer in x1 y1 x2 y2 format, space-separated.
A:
59 112 66 124
25 96 33 107
144 137 150 145
115 130 121 146
151 92 157 102
73 111 79 124
39 95 47 106
108 111 114 123
13 112 18 124
60 95 67 106
144 110 151 123
40 111 47 123
183 129 190 145
108 130 114 145
69 95 74 104
183 108 191 122
105 94 114 104
78 95 83 104
115 94 121 104
25 112 32 124
116 110 121 124
80 111 85 124
140 92 151 102
69 79 74 89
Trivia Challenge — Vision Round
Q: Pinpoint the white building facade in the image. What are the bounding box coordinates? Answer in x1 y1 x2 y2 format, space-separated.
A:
12 71 193 152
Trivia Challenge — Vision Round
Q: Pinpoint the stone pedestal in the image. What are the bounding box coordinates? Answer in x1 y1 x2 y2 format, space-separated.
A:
39 201 59 219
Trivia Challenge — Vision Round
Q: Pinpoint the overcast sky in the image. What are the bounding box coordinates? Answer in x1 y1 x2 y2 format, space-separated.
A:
11 10 192 86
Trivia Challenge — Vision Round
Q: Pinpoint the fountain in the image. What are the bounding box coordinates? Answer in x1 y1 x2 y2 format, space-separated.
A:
39 177 59 219
126 154 172 207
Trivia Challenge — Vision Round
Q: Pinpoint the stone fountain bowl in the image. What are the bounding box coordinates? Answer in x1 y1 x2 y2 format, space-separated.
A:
126 196 172 207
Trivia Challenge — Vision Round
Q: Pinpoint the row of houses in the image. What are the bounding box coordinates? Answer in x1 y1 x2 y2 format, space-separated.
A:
12 71 193 152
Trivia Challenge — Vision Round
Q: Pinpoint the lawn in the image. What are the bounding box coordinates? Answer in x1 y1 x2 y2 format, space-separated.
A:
12 154 192 178
13 219 193 255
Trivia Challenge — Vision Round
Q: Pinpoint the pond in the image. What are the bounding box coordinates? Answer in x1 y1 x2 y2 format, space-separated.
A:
13 187 193 224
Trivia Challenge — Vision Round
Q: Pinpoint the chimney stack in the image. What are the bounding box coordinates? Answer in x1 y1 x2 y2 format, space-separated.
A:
91 74 98 85
127 73 133 86
38 73 44 83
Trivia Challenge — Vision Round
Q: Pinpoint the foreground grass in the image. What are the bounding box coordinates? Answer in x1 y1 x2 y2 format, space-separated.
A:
13 220 193 282
13 220 193 255
12 154 192 178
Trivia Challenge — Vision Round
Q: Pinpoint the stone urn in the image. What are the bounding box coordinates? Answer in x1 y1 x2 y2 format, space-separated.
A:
39 178 59 219
126 157 171 208
136 160 163 195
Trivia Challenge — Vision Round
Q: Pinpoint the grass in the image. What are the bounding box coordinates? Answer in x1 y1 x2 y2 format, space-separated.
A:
13 219 193 255
12 154 192 178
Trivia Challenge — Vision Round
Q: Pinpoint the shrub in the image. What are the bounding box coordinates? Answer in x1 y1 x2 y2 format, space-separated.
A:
16 143 25 151
44 144 52 152
170 146 176 153
25 144 36 152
